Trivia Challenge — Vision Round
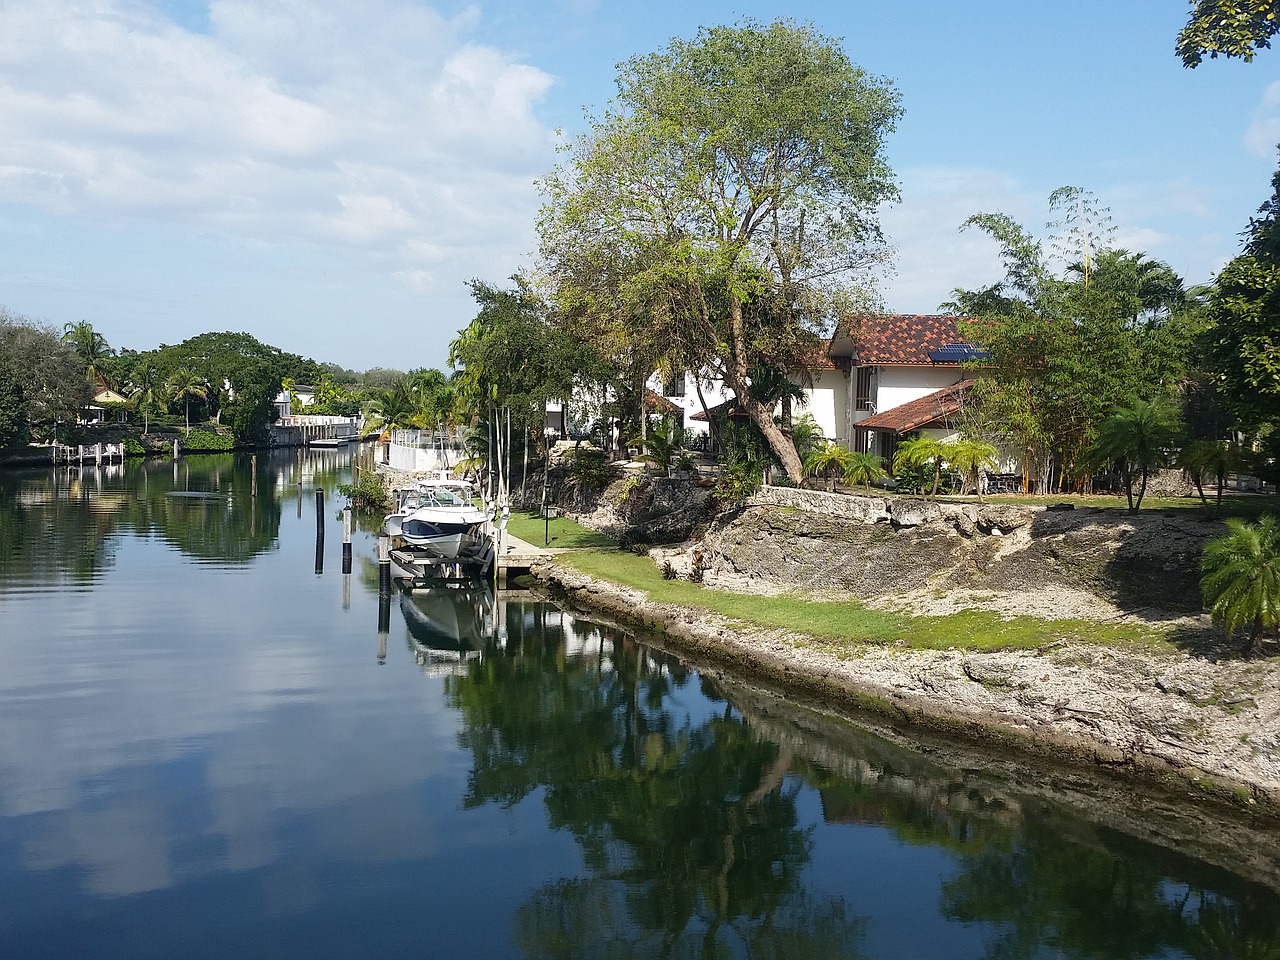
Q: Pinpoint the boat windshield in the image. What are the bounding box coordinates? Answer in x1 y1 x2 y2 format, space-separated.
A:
421 485 468 506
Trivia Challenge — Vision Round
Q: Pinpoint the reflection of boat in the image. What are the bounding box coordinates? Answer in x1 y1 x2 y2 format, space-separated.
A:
400 581 494 675
384 476 494 581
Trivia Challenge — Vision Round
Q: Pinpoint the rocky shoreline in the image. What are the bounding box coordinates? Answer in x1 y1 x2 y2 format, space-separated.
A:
527 487 1280 822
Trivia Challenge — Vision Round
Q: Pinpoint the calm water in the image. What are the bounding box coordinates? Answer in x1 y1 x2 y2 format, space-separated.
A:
1 450 1278 960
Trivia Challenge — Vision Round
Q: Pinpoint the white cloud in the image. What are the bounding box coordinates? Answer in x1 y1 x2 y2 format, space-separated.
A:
0 0 556 294
1245 80 1280 157
880 166 1040 312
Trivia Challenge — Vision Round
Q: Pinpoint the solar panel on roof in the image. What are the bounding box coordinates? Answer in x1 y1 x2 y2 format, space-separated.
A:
927 343 990 363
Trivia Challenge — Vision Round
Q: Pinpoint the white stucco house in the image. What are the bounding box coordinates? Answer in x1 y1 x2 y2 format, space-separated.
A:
828 314 985 460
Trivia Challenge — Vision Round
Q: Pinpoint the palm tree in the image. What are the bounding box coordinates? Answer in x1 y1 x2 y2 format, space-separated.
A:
1087 397 1182 512
843 450 888 492
365 378 420 437
788 413 827 466
803 441 854 491
893 435 949 498
166 367 208 436
1178 438 1245 517
129 366 160 436
1202 515 1280 658
946 437 999 501
62 321 112 389
629 417 685 474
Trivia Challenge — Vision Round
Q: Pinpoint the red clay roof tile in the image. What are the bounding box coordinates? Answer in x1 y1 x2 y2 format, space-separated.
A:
857 380 975 434
835 315 969 365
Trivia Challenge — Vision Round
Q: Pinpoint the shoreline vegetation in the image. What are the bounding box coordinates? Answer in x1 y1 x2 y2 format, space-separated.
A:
506 492 1280 835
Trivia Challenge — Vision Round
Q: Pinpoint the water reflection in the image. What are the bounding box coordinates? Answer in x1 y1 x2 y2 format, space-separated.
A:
0 452 319 592
1 453 1279 960
444 603 1280 959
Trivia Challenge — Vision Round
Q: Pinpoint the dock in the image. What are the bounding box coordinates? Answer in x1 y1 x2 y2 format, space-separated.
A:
494 530 550 584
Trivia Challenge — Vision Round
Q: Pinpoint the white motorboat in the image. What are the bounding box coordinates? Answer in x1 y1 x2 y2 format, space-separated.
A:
383 476 493 574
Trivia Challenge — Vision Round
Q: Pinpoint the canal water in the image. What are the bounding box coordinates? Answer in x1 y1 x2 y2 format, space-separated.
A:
1 449 1278 959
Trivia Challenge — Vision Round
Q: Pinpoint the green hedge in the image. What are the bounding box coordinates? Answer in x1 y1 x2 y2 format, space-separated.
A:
183 429 235 452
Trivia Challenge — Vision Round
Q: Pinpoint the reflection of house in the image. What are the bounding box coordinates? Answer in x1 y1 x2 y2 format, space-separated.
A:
829 315 985 461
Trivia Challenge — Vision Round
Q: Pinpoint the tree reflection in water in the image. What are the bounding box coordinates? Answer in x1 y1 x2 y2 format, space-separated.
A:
446 597 1280 960
0 451 295 586
446 601 869 958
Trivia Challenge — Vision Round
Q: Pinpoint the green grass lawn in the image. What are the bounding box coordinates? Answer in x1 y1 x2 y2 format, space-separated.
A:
934 491 1279 522
503 509 616 548
559 549 1169 655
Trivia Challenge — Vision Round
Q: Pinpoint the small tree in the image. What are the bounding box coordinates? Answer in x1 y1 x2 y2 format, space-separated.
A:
1178 438 1245 516
1202 515 1280 658
1086 398 1182 512
844 450 888 492
630 417 686 475
893 435 949 498
166 367 209 436
946 438 999 501
803 441 854 492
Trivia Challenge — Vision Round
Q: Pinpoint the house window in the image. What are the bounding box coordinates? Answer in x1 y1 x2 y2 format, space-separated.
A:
855 367 874 411
663 372 686 398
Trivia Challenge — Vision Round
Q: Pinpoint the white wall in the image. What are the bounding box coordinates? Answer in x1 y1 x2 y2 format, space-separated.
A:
800 369 845 440
852 366 965 425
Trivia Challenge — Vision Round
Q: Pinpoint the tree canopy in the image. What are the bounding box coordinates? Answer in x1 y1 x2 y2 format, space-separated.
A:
947 191 1194 492
537 19 901 482
0 308 89 443
1177 0 1278 67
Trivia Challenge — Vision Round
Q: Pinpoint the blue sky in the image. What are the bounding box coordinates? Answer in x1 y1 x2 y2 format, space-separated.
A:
1 0 1277 371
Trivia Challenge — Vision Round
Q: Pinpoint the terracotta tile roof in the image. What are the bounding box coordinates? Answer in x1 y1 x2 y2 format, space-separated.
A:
857 380 975 434
806 339 837 371
644 389 681 417
834 314 971 365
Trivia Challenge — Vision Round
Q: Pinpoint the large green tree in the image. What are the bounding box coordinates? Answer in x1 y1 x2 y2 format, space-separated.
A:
0 308 89 441
948 193 1193 492
1178 0 1278 67
537 19 901 483
0 357 28 450
450 278 597 459
1201 158 1280 430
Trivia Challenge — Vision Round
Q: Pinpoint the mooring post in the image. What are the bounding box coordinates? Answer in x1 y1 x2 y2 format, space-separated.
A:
341 506 352 574
314 489 325 575
377 534 392 598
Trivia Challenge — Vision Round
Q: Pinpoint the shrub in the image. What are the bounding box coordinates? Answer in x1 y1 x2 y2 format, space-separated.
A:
569 448 614 491
339 470 389 512
711 464 760 505
122 437 146 457
184 429 235 452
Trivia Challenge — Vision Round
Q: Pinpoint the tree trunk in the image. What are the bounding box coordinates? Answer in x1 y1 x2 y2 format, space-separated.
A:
724 298 803 482
1246 618 1263 658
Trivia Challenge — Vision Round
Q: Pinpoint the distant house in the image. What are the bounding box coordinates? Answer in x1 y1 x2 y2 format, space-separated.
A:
82 388 129 424
828 314 987 462
274 384 317 420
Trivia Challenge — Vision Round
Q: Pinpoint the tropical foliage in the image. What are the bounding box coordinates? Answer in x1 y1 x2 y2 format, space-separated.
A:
1202 515 1280 657
1086 398 1183 512
947 190 1196 493
537 19 901 482
1177 0 1278 66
